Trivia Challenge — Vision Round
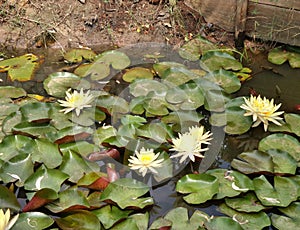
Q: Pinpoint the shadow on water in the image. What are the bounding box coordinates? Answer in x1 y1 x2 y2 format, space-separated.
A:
1 45 299 225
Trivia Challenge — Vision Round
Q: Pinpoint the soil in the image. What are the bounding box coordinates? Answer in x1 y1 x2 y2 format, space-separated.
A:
0 0 236 51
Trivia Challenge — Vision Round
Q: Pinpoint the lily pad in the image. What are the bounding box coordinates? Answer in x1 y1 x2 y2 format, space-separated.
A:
258 133 300 165
153 62 187 78
96 95 129 115
268 47 300 68
203 69 241 94
225 192 266 213
0 53 40 81
95 50 130 70
43 72 90 97
0 86 27 98
179 36 217 61
20 102 51 122
219 203 271 230
100 178 153 209
271 202 300 229
176 174 219 204
63 48 96 63
205 216 243 230
56 210 101 229
206 169 254 199
74 62 111 80
268 113 300 137
200 51 243 72
0 185 21 211
253 175 299 207
11 212 54 230
12 122 57 139
162 67 202 87
231 149 297 175
129 78 168 97
122 67 154 82
210 97 252 134
59 141 100 158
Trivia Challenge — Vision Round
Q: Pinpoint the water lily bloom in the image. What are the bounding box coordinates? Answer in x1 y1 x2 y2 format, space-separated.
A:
0 209 19 230
170 126 213 163
240 95 284 131
58 88 94 116
128 147 164 177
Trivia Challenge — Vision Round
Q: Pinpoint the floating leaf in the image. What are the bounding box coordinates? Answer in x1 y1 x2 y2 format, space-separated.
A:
231 149 297 175
161 67 201 87
59 141 100 158
55 210 100 229
219 203 271 230
205 216 243 230
203 69 241 93
253 175 299 207
206 169 254 199
129 79 168 97
268 47 300 68
43 72 90 97
96 95 129 115
210 97 252 134
122 67 154 82
63 48 96 63
24 165 69 192
0 153 34 186
153 62 186 78
150 207 208 230
0 53 40 81
179 36 217 61
12 122 56 138
0 185 21 211
77 172 109 190
258 133 300 165
95 50 130 69
74 61 110 80
100 178 153 209
19 102 51 122
271 202 300 229
11 212 54 230
0 86 26 98
176 174 219 204
225 192 266 213
143 91 169 116
59 150 99 183
200 51 243 72
268 113 300 137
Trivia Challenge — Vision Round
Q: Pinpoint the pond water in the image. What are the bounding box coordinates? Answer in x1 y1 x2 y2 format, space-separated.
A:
0 42 299 229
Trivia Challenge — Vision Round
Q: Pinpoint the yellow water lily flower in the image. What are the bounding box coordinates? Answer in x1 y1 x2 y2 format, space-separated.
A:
240 95 284 131
0 209 19 230
170 126 213 163
128 147 164 177
58 88 94 116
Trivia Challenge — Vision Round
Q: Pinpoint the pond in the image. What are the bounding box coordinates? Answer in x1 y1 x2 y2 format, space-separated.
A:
0 39 299 230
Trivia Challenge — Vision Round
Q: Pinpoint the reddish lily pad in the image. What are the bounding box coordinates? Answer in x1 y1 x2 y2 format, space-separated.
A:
0 53 40 81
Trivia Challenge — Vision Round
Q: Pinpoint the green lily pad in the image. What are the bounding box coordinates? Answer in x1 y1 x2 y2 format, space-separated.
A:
0 185 21 211
203 69 241 94
268 113 300 137
206 169 254 199
93 125 117 146
59 150 99 183
225 192 266 213
11 212 54 230
268 47 300 68
0 153 34 186
19 102 51 122
74 62 111 80
0 53 40 81
0 86 27 98
43 72 90 97
271 202 300 229
96 95 129 115
122 67 154 82
59 141 100 158
95 50 130 70
129 78 168 97
200 51 243 72
205 216 243 230
253 175 299 207
166 82 205 110
24 165 69 192
12 122 57 138
129 96 146 114
179 36 217 61
46 188 90 213
150 207 208 230
176 174 219 204
56 210 100 229
92 205 132 229
63 48 96 63
258 133 300 165
219 203 271 230
153 62 187 78
137 122 172 143
70 107 106 127
143 91 169 116
231 149 297 175
100 178 153 209
210 97 252 134
161 67 202 87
